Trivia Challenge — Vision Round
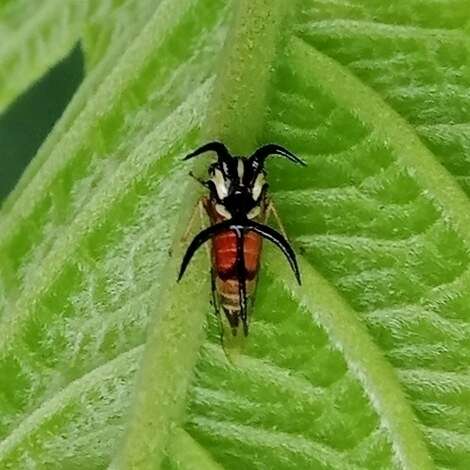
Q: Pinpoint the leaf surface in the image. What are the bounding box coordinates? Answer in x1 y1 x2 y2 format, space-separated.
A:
0 0 87 113
1 0 470 469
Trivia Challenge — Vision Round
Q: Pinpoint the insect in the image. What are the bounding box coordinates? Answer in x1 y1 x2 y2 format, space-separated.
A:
177 141 305 338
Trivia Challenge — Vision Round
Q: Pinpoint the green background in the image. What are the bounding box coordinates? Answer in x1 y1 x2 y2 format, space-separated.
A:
0 1 469 469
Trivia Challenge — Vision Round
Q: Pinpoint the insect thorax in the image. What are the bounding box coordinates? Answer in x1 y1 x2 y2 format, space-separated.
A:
208 157 266 220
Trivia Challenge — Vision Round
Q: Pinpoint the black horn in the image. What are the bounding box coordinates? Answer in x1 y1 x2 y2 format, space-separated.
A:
178 219 301 285
184 141 232 165
250 144 306 168
177 220 233 282
244 220 301 285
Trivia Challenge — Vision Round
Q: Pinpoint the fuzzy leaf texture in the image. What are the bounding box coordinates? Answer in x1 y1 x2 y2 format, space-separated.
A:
0 0 469 469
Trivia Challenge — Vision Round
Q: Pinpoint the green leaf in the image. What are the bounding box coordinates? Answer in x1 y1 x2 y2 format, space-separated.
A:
0 0 156 212
0 0 86 113
1 0 470 468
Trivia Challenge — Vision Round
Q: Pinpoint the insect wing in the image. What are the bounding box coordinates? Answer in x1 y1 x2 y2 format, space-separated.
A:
208 269 247 360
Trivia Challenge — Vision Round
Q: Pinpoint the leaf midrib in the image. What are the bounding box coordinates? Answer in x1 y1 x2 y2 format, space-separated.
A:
114 2 294 468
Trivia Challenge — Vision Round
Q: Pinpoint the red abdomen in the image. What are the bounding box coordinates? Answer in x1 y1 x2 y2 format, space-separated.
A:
212 230 262 280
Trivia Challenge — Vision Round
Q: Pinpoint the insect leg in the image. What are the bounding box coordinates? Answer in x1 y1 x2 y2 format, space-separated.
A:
265 199 289 242
181 197 210 244
197 199 212 260
182 199 203 243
